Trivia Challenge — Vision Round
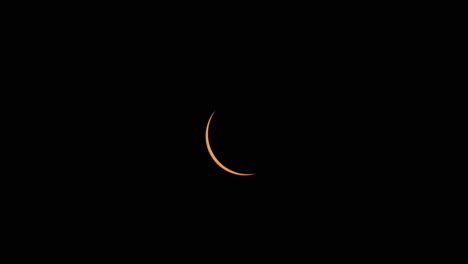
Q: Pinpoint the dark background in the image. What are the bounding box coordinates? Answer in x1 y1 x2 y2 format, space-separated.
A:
2 3 466 262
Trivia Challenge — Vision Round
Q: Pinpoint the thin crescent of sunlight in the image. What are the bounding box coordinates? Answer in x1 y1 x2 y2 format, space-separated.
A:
205 111 255 176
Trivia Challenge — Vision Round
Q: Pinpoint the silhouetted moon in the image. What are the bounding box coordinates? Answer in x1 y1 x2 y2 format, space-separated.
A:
205 111 255 176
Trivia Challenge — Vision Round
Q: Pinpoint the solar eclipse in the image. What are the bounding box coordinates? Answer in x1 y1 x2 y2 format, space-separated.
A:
205 111 255 176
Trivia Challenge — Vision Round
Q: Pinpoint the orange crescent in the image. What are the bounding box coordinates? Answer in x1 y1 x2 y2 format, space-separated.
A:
205 111 255 176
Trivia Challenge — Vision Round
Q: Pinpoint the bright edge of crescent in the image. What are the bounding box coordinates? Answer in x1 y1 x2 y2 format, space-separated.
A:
205 111 255 176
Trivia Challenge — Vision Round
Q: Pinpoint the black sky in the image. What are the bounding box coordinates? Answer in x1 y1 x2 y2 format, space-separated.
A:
3 4 465 262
